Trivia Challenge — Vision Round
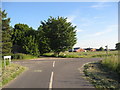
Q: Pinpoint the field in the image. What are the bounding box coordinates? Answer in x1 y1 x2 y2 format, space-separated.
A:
43 51 118 58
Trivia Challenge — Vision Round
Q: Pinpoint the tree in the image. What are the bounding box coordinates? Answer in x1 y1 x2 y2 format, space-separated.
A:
99 47 104 51
116 42 120 50
2 10 12 55
12 24 40 56
37 28 51 55
38 16 77 56
12 24 31 53
22 35 39 56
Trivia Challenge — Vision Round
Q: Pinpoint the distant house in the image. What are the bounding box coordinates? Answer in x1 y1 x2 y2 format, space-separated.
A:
85 48 93 51
69 48 74 52
75 48 86 52
85 48 96 52
73 47 80 52
90 48 96 52
69 47 86 52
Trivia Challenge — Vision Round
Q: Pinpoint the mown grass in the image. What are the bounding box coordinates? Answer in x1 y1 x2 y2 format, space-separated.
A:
43 51 117 58
1 63 27 87
83 62 120 89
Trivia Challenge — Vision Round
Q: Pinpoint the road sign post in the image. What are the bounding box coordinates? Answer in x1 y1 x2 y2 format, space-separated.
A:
3 56 11 68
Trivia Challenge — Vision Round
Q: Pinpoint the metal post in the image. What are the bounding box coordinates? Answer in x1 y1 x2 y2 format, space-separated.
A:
105 45 108 57
9 58 11 65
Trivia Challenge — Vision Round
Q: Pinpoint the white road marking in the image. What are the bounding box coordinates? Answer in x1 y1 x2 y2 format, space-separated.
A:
53 61 55 67
49 71 54 90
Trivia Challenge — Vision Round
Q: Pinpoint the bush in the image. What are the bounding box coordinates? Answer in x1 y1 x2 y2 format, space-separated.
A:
11 53 38 60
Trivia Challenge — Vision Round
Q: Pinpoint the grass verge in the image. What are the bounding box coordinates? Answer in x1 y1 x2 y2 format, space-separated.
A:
11 53 38 60
101 55 120 75
43 51 117 58
1 63 27 87
83 61 120 89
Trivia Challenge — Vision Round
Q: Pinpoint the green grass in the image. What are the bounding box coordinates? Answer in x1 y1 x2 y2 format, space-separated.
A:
43 51 118 58
11 53 38 60
83 62 120 89
1 63 27 87
82 51 120 89
101 55 120 75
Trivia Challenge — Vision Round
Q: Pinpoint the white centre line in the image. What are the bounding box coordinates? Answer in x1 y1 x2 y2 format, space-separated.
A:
53 61 55 67
49 71 54 90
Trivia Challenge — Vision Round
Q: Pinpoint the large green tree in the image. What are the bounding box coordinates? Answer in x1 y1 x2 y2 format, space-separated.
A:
38 16 77 55
12 24 40 56
116 42 120 50
37 27 51 55
2 10 12 56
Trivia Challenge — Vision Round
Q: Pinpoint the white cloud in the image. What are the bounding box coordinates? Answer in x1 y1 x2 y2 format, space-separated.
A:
76 28 83 32
91 2 111 8
88 24 118 37
67 15 77 22
93 16 103 19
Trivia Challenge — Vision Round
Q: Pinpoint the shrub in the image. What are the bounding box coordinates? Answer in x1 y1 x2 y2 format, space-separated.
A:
11 53 38 60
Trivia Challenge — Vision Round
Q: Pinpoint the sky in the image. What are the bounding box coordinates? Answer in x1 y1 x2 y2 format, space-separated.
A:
2 2 118 49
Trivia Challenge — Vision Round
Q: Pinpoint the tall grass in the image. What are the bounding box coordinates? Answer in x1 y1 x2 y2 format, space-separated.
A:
101 54 120 74
43 51 118 58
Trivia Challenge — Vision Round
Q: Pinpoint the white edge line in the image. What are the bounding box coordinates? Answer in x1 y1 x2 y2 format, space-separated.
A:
49 71 54 90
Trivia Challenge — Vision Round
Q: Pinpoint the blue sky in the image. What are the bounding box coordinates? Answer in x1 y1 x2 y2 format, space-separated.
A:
2 2 118 49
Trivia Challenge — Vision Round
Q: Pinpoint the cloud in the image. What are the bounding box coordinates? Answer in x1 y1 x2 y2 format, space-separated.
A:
76 28 83 32
91 2 111 8
67 15 77 22
93 16 103 19
87 24 117 37
67 16 84 32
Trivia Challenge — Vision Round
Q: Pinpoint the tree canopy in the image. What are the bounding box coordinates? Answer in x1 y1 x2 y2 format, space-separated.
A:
12 24 40 56
2 10 77 56
2 10 12 56
38 16 77 55
99 47 104 51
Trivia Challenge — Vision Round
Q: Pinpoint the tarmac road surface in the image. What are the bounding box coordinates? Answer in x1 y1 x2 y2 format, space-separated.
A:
3 58 101 89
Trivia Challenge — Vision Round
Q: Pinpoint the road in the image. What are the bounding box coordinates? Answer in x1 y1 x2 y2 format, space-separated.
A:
3 58 101 89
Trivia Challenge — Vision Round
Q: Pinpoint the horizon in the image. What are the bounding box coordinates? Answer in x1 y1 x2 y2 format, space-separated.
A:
2 2 118 49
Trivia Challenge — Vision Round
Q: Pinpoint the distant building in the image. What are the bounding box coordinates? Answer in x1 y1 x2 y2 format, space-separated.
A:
69 48 74 52
73 47 80 52
84 48 96 52
109 49 116 51
75 48 86 52
90 48 96 52
69 47 86 52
